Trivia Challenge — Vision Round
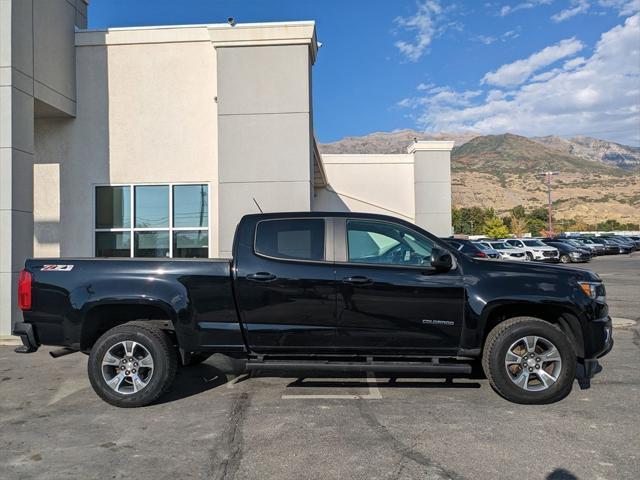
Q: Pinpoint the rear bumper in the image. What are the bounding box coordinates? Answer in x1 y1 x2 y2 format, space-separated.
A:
12 322 39 353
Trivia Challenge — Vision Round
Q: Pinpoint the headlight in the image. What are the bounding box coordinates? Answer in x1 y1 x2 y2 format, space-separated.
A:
570 252 580 256
578 281 606 301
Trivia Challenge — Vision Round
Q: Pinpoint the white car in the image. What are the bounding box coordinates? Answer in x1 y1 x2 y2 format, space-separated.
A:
502 238 560 262
480 241 528 261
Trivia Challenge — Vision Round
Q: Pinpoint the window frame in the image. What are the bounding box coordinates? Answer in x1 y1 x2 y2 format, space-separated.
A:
252 217 333 264
93 182 211 258
338 218 440 270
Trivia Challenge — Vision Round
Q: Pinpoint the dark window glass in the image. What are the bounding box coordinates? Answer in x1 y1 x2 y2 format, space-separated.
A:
255 219 325 261
347 220 433 266
95 186 130 228
174 231 208 258
95 232 131 257
134 231 169 257
173 185 208 228
135 186 169 228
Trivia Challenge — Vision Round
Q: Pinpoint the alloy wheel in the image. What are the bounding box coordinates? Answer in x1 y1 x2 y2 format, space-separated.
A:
504 336 562 392
101 341 154 395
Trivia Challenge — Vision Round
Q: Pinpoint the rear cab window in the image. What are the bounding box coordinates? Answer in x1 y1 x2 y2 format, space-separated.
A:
255 219 325 261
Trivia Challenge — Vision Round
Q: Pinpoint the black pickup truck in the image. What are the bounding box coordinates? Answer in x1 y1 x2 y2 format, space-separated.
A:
13 212 612 407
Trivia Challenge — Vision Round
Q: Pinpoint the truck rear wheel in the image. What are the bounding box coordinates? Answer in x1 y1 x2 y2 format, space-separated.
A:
88 322 178 408
482 317 576 404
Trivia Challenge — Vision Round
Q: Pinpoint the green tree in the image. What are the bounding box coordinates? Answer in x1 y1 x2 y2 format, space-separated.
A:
510 205 526 219
527 218 547 236
452 207 493 235
597 219 623 231
483 217 510 238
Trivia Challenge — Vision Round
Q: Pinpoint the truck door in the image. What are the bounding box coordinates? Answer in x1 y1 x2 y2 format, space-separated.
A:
333 218 464 354
234 217 337 353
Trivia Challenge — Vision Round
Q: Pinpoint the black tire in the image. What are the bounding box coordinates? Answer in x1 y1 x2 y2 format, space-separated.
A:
182 352 212 367
482 317 576 404
525 252 534 261
88 322 178 408
560 254 571 264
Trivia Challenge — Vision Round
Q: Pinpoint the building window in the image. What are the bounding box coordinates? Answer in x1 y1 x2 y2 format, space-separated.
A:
95 184 209 258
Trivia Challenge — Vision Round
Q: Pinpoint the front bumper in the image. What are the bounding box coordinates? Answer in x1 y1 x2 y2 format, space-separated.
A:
12 322 39 353
580 315 613 378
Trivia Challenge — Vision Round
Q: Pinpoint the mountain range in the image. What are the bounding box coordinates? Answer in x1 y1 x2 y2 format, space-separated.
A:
319 131 640 224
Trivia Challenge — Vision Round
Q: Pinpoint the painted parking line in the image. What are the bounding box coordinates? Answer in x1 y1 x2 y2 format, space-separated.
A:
225 373 250 389
282 372 382 400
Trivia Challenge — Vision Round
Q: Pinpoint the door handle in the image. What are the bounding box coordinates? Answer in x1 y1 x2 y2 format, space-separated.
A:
342 276 373 286
246 272 277 282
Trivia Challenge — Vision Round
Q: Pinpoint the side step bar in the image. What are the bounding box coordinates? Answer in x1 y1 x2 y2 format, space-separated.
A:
246 360 472 375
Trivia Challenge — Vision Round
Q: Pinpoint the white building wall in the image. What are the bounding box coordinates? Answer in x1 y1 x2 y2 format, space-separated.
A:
1 0 87 338
314 154 415 222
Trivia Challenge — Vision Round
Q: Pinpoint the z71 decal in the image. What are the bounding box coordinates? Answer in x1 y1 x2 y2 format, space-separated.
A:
41 265 74 272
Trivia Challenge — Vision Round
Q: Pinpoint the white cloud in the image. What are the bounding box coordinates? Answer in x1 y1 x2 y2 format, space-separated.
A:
499 0 554 17
502 29 521 40
552 0 591 22
473 34 498 44
482 38 584 86
394 1 448 62
417 82 436 91
399 14 640 145
598 0 640 15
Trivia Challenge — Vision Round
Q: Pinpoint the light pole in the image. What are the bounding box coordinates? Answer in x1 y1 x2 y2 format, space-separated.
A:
537 171 559 236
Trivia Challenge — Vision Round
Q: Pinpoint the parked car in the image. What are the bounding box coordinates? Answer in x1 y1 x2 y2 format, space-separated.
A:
472 241 501 259
607 235 640 251
601 236 635 254
442 238 497 259
503 238 560 262
480 241 528 261
571 237 605 256
625 236 640 249
13 212 612 407
542 240 591 264
586 237 621 255
547 238 594 258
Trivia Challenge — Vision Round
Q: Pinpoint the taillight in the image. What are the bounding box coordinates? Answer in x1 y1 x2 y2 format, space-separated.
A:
475 251 487 258
18 270 32 311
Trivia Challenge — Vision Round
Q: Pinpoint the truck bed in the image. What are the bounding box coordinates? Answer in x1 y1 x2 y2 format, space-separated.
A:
23 257 242 353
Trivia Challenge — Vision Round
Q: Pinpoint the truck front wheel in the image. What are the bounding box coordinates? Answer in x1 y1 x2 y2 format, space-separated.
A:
88 322 178 408
482 317 576 404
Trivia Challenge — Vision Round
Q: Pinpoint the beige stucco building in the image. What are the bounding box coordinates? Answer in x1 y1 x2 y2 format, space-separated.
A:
0 0 454 338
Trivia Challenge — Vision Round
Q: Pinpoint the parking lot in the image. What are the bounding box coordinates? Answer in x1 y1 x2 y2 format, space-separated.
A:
1 254 639 480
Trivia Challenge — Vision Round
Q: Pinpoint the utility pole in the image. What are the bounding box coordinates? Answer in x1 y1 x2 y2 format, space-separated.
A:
537 171 559 237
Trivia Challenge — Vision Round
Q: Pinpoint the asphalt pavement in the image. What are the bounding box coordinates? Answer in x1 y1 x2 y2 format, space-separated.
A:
1 254 638 480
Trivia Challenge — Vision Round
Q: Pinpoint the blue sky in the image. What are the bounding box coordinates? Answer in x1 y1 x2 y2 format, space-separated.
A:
89 1 640 145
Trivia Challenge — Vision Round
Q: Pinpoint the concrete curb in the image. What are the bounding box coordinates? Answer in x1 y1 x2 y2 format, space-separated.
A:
612 318 637 328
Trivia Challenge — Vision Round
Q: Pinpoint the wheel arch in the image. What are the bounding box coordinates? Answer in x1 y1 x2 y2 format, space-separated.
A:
79 300 177 352
481 302 585 358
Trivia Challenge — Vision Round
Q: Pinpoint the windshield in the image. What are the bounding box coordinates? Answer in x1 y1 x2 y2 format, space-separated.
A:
490 242 511 249
473 242 491 251
523 240 546 247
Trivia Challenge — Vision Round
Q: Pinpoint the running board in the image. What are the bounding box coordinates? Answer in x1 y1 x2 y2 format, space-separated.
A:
245 360 472 374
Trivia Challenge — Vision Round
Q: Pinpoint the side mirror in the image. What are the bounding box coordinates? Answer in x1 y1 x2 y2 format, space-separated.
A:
430 248 453 272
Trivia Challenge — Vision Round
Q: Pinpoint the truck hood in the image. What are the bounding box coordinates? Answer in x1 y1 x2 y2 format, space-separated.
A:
463 255 600 282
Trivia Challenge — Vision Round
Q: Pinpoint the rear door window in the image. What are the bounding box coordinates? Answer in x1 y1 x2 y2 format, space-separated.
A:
255 219 325 261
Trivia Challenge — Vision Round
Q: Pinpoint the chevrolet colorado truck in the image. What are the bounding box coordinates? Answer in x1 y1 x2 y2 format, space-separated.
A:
13 212 612 407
